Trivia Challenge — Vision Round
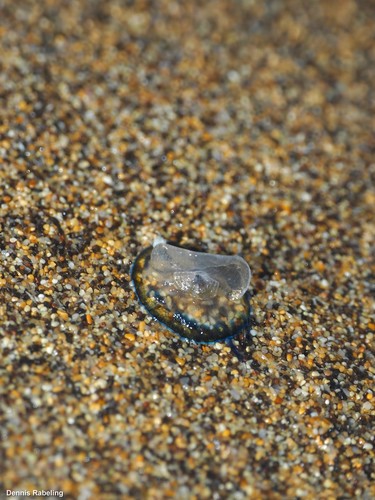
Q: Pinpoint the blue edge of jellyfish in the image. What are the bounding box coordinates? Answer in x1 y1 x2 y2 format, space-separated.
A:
130 258 254 358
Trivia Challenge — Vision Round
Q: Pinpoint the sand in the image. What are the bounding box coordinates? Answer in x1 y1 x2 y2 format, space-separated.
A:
0 0 374 498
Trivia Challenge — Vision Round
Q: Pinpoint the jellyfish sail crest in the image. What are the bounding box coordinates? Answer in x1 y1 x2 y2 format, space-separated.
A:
132 241 252 343
172 270 219 298
149 242 251 300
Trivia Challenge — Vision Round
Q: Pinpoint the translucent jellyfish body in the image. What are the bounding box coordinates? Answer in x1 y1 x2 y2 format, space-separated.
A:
131 239 251 343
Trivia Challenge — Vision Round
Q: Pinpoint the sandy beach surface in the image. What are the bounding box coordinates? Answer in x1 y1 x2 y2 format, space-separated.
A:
0 0 374 498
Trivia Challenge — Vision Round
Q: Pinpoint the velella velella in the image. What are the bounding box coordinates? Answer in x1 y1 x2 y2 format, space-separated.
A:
131 238 252 343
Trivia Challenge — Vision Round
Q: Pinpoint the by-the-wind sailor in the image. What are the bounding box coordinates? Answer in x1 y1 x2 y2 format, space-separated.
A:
131 238 251 343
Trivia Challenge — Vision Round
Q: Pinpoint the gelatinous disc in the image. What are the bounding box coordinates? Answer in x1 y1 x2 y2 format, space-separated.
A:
131 242 252 343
